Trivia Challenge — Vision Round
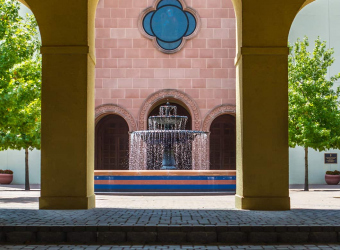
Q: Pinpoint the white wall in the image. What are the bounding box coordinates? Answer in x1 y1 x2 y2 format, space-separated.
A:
0 150 41 184
289 147 340 184
288 0 340 184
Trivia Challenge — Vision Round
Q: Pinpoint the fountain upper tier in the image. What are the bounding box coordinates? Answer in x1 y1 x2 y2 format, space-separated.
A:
148 102 188 130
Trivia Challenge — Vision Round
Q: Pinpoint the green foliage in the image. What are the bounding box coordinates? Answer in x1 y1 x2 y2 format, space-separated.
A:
0 169 13 174
0 0 41 151
326 170 340 175
288 37 340 151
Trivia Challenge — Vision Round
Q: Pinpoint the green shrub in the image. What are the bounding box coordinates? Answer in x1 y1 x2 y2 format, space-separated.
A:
326 170 340 175
0 169 13 174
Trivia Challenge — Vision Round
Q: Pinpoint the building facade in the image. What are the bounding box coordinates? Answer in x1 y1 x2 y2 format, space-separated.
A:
94 0 237 171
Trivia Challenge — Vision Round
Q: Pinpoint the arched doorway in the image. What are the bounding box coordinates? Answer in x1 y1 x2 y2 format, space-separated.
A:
210 115 236 170
95 115 129 170
147 102 192 170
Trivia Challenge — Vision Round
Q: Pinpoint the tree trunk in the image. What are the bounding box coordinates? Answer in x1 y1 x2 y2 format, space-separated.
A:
304 147 309 191
25 148 30 191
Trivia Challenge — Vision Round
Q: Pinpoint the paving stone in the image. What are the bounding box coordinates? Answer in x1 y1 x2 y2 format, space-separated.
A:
157 232 187 243
187 232 217 244
37 232 66 243
309 232 338 243
126 232 157 243
277 232 309 243
249 232 278 244
6 232 36 244
97 232 126 243
218 232 247 243
66 232 96 244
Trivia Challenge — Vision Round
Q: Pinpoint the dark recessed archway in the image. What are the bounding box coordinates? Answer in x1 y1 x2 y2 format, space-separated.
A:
210 114 236 170
95 114 129 170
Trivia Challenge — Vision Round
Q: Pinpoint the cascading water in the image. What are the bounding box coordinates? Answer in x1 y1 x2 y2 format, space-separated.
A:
129 102 209 170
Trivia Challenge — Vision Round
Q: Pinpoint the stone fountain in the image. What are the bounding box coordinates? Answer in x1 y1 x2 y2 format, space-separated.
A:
129 102 209 170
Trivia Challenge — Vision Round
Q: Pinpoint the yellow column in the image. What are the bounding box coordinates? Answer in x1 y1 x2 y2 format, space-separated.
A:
232 0 310 210
24 0 98 209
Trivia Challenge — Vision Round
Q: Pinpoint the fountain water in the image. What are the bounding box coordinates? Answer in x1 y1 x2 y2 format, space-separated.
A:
129 102 209 170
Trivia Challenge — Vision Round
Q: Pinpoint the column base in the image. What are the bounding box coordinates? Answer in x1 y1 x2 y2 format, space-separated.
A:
39 194 95 210
235 195 290 210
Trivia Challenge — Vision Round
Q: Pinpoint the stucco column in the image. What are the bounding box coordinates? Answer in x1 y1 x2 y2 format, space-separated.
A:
232 0 310 210
23 0 98 209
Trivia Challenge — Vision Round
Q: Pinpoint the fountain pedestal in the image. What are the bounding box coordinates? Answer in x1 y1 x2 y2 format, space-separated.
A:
161 145 177 170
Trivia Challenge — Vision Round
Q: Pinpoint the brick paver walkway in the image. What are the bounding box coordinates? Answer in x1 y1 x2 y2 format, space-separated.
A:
0 186 339 245
0 188 340 226
1 206 340 226
0 186 339 226
1 245 340 249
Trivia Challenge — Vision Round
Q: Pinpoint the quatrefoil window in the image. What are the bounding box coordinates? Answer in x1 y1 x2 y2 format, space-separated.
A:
138 0 201 53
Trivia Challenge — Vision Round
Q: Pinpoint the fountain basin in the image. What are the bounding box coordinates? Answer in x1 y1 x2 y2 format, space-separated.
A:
94 170 236 192
131 130 208 144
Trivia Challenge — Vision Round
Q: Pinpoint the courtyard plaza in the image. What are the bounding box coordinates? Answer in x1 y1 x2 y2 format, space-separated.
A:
0 185 339 246
0 185 339 211
0 185 339 226
0 185 340 248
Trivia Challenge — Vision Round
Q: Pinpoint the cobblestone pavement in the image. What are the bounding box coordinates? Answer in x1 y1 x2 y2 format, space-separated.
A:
0 185 339 210
0 187 339 226
1 245 340 249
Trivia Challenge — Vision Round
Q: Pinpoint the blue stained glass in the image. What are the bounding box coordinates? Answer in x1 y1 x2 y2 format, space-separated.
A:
157 0 182 8
143 11 154 36
157 39 182 50
141 0 199 52
185 12 196 36
151 6 188 42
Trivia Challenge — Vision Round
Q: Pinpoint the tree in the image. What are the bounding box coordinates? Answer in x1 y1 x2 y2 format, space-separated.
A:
288 37 340 191
0 0 41 190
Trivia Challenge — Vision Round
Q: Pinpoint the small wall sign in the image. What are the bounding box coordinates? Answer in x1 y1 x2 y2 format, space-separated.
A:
324 153 338 164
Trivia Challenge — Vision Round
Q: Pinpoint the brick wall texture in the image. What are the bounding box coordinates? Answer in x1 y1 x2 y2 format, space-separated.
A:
95 0 236 123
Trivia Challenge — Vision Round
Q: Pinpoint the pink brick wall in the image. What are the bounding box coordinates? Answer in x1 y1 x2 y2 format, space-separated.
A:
95 0 236 122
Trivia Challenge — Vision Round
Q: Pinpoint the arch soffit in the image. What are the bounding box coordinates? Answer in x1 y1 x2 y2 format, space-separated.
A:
202 104 236 132
299 0 315 11
95 104 137 132
17 0 30 8
138 89 201 131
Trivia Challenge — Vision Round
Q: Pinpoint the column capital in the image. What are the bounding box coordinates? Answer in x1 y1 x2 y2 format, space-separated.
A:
235 46 289 66
41 46 89 55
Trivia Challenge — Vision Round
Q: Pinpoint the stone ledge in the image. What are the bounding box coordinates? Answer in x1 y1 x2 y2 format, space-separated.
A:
0 226 340 244
2 225 340 233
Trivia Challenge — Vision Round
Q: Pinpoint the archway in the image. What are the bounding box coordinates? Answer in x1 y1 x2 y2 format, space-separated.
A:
209 115 236 170
15 0 315 210
95 115 129 170
95 104 137 132
138 89 201 131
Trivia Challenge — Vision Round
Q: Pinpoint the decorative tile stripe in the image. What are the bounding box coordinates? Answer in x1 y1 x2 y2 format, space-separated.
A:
94 170 236 176
94 184 236 192
95 180 235 185
95 176 235 180
94 174 236 192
